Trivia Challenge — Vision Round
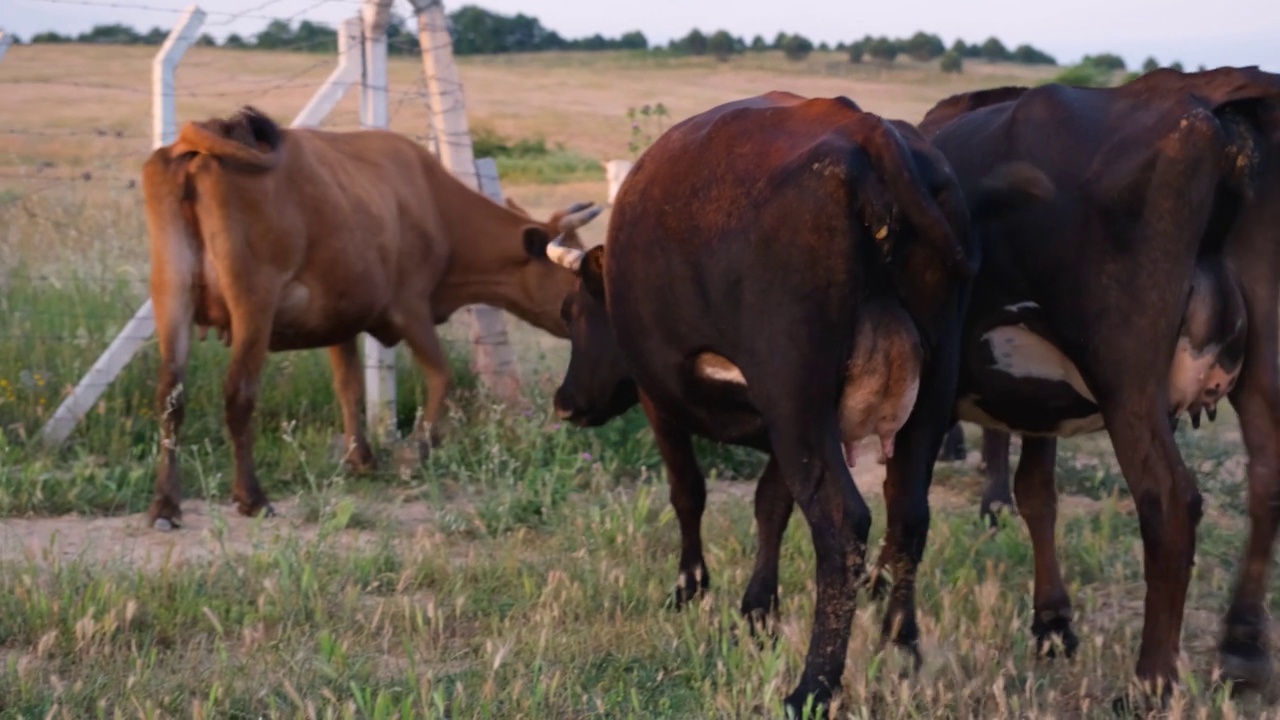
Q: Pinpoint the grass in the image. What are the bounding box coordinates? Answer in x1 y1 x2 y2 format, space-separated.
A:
0 42 1272 718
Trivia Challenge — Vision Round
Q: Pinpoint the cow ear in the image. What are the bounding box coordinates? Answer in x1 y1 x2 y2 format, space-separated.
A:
523 226 552 259
581 246 606 300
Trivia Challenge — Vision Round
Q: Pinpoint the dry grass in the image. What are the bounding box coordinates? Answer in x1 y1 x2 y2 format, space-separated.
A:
0 43 1270 719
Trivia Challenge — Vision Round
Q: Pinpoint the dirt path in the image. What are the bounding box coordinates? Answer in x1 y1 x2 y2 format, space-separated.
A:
0 438 1144 572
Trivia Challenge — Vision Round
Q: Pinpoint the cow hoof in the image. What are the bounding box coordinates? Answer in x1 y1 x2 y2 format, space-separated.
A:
1032 613 1079 659
235 499 276 518
783 684 832 720
147 497 182 531
980 499 1014 529
665 567 710 611
1219 639 1272 692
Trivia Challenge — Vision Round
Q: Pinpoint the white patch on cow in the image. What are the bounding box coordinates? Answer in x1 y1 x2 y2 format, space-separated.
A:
1003 301 1040 313
693 353 747 386
983 325 1097 403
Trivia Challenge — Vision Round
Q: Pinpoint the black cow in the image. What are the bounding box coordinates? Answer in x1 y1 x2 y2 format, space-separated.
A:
901 67 1280 706
539 90 1050 717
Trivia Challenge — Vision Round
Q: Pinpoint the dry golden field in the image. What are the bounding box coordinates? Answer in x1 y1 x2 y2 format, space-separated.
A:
0 43 1272 719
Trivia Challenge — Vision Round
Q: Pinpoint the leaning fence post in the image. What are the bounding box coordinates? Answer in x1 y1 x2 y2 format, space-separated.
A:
408 0 523 404
39 4 205 446
358 0 400 443
0 30 13 63
292 17 362 128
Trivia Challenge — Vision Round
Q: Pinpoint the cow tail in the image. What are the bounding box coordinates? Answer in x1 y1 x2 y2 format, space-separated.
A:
142 145 199 408
170 106 283 171
856 116 972 279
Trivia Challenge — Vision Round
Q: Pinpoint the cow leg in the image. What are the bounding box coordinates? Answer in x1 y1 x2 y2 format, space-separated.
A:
740 455 794 631
639 394 710 608
1218 274 1280 691
938 422 967 461
327 339 375 472
754 393 868 717
149 279 194 529
1014 436 1078 658
398 322 450 454
1103 399 1202 702
222 309 275 518
979 429 1014 527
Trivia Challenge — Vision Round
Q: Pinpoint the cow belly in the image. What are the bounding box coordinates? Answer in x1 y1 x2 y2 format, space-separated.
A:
959 323 1104 437
268 281 386 351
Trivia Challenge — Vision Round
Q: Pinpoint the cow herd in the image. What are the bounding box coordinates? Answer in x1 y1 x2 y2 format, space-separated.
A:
142 66 1280 717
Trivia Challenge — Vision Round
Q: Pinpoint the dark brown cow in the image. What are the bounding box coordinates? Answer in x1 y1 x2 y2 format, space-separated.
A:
906 67 1280 705
540 90 1050 717
142 107 602 530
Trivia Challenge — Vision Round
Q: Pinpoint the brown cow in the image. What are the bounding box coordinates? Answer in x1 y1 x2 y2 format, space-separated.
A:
142 106 601 530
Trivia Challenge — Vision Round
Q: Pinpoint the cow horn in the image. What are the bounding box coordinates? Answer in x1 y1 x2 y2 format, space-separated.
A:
563 201 595 214
559 205 604 233
545 235 586 272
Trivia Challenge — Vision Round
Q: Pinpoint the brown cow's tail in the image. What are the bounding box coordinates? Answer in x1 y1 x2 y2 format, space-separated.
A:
854 115 973 279
171 106 283 170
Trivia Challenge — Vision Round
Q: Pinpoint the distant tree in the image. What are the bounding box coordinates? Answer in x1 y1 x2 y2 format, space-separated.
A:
749 34 767 51
772 31 788 50
677 28 708 55
224 33 248 48
818 41 830 52
980 36 1010 61
707 30 737 61
449 5 559 55
940 51 963 73
1197 63 1207 72
950 39 970 57
781 33 814 61
1169 60 1184 71
196 33 218 47
618 30 648 50
1141 56 1159 73
77 23 142 44
1081 52 1125 70
1010 44 1055 65
867 36 897 62
31 31 71 43
847 40 864 63
904 31 945 61
835 41 847 51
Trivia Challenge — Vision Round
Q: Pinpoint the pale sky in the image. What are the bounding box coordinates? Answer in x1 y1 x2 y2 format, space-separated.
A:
5 0 1279 72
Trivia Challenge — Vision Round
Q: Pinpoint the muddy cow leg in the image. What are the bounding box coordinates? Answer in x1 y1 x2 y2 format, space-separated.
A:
979 428 1014 527
397 317 451 454
750 376 869 717
639 394 711 608
149 268 195 529
740 455 794 631
1218 265 1280 691
1102 396 1203 704
327 338 375 471
1014 436 1078 658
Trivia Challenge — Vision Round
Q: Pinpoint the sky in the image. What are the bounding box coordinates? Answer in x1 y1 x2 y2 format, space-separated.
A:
4 0 1279 72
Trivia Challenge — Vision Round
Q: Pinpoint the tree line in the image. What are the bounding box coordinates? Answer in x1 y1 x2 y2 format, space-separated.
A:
15 4 1063 71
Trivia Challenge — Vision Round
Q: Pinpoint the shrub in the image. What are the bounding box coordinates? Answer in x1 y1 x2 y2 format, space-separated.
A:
1081 52 1126 71
940 51 963 74
1052 62 1114 87
980 37 1010 61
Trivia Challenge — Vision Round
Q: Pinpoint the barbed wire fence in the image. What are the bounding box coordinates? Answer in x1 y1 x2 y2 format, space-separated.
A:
0 0 625 457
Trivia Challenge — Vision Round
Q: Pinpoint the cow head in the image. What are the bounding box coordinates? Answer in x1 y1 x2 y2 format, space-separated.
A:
507 199 604 337
531 237 639 426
